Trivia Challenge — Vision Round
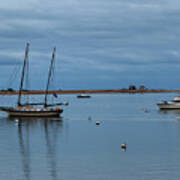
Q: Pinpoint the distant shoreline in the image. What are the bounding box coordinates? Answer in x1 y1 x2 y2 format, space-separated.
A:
0 89 180 95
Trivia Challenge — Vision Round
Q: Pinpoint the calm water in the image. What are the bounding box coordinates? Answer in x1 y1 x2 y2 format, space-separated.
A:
1 93 180 180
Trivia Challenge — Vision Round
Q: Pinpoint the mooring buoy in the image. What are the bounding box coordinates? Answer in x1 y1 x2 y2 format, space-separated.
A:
121 143 127 149
96 121 100 125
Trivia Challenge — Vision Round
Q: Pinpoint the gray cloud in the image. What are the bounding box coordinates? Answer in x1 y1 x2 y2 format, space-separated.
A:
0 0 180 88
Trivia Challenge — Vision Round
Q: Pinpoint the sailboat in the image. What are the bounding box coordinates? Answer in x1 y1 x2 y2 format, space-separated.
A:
0 43 64 117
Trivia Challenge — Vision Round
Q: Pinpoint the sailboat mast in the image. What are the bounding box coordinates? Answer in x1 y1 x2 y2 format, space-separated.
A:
44 47 56 107
18 43 30 106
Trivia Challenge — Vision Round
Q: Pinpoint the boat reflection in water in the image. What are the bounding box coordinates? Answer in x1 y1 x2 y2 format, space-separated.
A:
158 109 180 115
7 117 64 180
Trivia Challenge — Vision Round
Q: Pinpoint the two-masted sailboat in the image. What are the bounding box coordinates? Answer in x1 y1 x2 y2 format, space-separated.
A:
0 43 64 117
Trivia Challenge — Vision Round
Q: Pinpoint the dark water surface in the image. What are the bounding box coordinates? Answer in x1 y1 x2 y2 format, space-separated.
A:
1 93 180 180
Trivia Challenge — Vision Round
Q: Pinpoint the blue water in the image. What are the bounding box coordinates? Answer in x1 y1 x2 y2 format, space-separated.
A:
1 93 180 180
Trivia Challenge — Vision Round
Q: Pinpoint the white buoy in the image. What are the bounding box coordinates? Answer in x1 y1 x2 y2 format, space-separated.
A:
14 119 19 126
121 143 127 149
96 121 100 125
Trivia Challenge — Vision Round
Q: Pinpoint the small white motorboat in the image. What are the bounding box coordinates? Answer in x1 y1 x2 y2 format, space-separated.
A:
157 96 180 110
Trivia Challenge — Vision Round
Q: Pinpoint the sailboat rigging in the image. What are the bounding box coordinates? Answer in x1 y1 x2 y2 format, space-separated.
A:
44 47 57 108
0 43 64 117
18 43 29 107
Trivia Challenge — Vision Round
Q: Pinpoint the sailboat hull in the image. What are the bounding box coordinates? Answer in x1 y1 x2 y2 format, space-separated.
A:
0 107 63 117
7 111 62 117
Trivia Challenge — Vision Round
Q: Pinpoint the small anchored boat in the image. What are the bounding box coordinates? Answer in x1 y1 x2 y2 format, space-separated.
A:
157 96 180 110
77 94 91 98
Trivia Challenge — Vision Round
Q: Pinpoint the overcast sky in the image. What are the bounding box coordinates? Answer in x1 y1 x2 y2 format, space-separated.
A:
0 0 180 90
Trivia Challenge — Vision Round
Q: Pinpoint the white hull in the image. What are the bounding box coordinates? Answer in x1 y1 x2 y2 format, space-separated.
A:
157 102 180 110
